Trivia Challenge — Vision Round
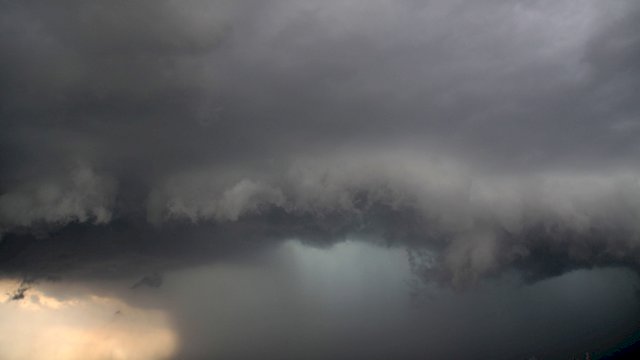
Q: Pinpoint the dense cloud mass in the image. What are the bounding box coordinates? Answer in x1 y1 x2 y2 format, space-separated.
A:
1 0 640 288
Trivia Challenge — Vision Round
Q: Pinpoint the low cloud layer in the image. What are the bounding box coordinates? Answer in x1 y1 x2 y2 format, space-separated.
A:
2 0 640 287
2 150 640 288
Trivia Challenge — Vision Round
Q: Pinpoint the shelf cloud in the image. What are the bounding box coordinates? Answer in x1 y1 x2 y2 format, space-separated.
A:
2 0 640 288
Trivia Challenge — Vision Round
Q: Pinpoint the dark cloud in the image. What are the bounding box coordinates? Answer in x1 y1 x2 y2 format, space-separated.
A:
1 0 640 291
7 285 29 301
131 272 163 289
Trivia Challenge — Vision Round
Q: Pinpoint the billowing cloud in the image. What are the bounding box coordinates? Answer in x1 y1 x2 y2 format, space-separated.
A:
0 166 115 234
1 0 640 288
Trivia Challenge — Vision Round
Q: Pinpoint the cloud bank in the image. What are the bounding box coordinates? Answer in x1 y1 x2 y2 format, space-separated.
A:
1 0 640 287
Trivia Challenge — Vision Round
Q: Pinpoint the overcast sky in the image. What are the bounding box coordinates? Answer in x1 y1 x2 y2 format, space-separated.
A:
1 0 640 358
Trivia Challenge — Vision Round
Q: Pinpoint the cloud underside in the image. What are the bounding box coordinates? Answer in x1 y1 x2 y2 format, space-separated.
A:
2 151 640 287
1 0 640 286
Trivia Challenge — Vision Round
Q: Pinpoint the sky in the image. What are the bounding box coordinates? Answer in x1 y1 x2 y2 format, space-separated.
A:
1 0 640 359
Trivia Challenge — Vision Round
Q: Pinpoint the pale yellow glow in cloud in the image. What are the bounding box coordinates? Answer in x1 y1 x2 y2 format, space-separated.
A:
0 280 177 360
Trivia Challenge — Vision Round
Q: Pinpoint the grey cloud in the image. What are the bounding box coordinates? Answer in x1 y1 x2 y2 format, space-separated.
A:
2 151 640 289
1 0 640 289
0 166 115 234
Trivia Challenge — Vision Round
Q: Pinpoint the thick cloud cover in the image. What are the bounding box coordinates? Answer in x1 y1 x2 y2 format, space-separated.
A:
2 0 640 288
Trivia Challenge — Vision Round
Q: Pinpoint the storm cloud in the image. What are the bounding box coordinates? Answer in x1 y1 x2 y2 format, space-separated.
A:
4 1 640 359
2 0 640 288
